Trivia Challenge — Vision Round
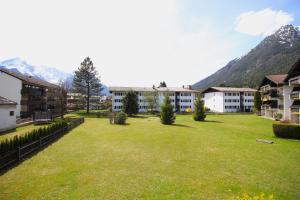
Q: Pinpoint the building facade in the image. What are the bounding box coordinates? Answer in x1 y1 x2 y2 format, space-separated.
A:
258 58 300 124
202 87 256 113
0 68 64 118
284 59 300 124
258 75 287 119
109 86 198 112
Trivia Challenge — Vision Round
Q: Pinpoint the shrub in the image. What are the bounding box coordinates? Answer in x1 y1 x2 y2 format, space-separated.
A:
160 95 175 125
115 112 127 124
273 123 300 139
193 96 206 121
273 113 282 121
0 120 68 154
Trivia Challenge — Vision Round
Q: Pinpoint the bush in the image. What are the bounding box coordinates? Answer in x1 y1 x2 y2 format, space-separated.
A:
273 113 282 121
115 112 127 124
0 120 68 154
273 123 300 139
160 95 175 125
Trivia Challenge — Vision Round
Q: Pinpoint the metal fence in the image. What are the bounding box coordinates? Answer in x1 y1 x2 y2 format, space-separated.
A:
0 117 84 171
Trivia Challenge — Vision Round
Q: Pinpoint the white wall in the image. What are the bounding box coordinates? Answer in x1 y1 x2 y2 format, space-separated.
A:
0 105 16 132
283 85 293 121
204 92 224 112
0 72 22 117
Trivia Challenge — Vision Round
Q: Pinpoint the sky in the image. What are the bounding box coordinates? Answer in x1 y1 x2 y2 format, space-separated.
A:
0 0 299 87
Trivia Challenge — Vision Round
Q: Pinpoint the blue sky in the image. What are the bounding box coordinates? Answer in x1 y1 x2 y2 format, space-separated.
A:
180 0 300 57
0 0 299 86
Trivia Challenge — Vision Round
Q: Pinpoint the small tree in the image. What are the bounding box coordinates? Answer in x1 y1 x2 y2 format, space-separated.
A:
144 91 158 113
122 91 139 116
160 95 175 124
193 95 206 121
73 57 102 113
254 91 262 114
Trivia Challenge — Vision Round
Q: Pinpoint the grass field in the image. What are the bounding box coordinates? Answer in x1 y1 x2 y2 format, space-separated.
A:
0 114 299 199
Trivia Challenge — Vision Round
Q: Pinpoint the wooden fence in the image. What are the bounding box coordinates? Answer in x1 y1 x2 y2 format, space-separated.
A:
0 117 84 171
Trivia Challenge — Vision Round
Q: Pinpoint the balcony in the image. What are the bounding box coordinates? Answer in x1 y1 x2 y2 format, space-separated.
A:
289 76 300 86
259 85 277 93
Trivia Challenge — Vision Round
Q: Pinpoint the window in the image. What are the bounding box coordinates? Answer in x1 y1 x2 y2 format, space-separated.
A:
10 111 14 116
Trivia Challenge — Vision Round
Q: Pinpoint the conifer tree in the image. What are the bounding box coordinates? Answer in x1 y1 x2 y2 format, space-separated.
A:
254 91 262 114
160 95 175 124
193 95 206 121
73 57 101 113
122 91 139 116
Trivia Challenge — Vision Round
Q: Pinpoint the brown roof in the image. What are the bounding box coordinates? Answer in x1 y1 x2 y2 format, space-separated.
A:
109 86 199 93
202 87 256 93
0 96 17 105
265 74 288 85
0 67 59 89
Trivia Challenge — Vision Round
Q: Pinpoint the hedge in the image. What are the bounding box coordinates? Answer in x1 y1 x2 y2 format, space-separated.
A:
0 120 68 154
273 123 300 139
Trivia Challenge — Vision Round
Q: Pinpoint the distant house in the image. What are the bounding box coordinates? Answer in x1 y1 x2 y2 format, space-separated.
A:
0 68 64 119
258 74 288 120
109 85 199 112
202 87 256 113
0 96 17 132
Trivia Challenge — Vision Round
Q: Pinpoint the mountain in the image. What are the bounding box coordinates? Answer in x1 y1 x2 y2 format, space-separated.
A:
193 24 300 90
0 58 110 95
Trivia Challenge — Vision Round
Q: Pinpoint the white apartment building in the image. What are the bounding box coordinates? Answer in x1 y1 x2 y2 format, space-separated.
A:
202 87 256 113
109 86 199 112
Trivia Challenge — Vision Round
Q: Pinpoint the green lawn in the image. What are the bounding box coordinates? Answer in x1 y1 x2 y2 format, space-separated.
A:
0 114 299 199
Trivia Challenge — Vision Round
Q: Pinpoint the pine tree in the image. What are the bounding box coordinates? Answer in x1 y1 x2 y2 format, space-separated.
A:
254 91 262 114
193 95 206 121
160 95 175 124
122 91 139 116
73 57 102 113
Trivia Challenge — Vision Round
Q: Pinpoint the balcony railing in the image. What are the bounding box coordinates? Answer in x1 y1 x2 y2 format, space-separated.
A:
289 76 300 86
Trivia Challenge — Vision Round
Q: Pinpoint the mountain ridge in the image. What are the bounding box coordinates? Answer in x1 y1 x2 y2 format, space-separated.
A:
0 58 109 95
192 24 300 90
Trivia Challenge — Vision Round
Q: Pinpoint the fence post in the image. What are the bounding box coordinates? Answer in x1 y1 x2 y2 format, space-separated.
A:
39 137 42 148
18 147 21 161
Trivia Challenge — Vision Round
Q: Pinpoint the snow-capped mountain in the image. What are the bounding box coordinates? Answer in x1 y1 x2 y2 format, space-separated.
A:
0 58 110 95
0 58 72 83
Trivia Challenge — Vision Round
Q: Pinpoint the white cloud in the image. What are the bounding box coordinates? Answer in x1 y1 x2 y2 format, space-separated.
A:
235 8 294 36
0 0 236 86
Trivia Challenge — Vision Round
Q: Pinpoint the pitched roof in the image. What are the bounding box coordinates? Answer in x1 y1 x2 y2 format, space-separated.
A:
0 96 17 105
0 67 59 89
202 87 256 93
108 86 199 93
265 74 288 85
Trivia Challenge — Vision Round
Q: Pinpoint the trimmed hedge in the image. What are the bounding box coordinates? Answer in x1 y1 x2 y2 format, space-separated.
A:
273 123 300 139
0 120 68 154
